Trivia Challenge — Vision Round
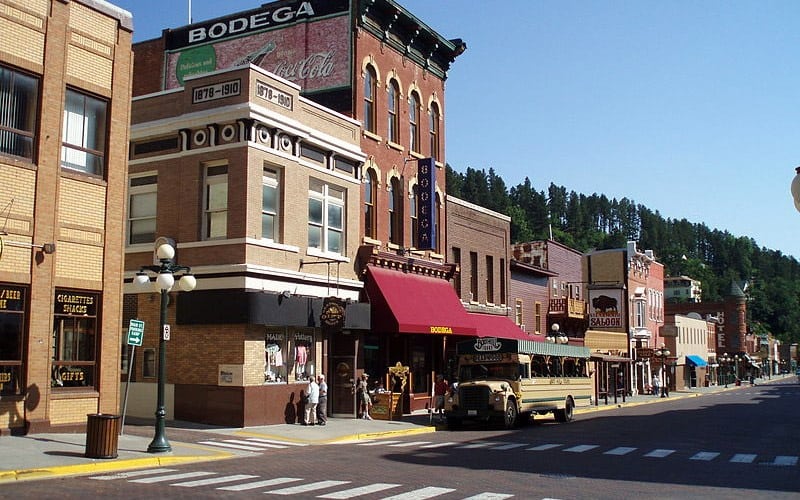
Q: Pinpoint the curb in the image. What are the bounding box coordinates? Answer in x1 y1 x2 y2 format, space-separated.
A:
0 447 235 484
237 423 438 445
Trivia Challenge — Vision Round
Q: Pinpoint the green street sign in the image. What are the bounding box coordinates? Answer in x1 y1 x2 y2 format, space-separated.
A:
127 319 145 346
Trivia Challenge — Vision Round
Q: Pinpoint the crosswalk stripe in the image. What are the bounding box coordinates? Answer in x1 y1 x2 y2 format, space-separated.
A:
772 456 798 466
381 486 457 499
690 452 720 461
564 445 598 453
527 444 561 451
644 449 675 458
462 494 514 500
389 441 432 447
317 482 402 498
604 447 637 456
730 454 757 463
197 440 266 451
458 442 501 449
492 443 528 450
90 468 178 480
129 471 216 483
246 438 308 447
216 477 302 491
265 480 351 495
173 474 259 487
218 438 288 449
419 442 457 449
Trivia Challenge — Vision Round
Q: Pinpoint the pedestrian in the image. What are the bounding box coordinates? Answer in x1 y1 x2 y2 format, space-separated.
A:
304 375 319 425
433 374 449 423
357 373 373 420
652 375 661 396
316 374 328 425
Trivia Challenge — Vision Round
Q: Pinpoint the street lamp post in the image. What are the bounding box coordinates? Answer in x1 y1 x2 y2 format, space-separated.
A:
135 241 196 453
547 323 569 344
720 353 732 388
654 345 670 398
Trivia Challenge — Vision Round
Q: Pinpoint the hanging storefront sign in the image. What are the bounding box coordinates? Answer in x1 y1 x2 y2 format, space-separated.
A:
416 157 436 251
320 296 346 332
588 288 623 329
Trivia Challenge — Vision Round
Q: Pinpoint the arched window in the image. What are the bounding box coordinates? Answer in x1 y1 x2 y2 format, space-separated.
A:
363 66 377 133
388 80 400 143
364 169 377 239
429 102 440 161
389 177 403 245
409 92 420 152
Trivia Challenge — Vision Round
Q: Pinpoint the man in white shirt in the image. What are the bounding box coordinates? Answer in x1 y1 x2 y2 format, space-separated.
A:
316 374 328 425
304 376 319 425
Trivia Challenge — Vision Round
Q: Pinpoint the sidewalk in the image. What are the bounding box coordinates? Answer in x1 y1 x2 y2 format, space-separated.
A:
0 378 772 484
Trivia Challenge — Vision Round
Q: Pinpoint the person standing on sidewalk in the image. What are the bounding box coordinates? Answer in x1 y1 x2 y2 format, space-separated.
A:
304 375 319 425
433 374 449 423
316 374 328 425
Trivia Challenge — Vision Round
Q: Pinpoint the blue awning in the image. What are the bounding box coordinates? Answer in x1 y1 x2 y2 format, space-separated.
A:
685 355 708 367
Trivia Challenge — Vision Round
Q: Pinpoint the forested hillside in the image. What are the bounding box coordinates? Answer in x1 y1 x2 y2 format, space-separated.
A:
446 165 800 344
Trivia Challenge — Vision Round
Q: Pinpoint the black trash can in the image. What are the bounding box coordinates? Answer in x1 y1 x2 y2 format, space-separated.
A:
85 413 121 459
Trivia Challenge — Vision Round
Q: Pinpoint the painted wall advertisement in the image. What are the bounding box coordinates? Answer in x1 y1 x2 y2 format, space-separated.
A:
164 0 351 93
588 288 624 329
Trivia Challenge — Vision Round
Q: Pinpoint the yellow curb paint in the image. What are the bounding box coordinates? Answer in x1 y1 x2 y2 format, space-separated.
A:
0 451 235 484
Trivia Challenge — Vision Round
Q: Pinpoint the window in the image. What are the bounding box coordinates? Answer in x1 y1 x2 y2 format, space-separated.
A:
470 251 478 301
515 299 523 326
410 184 419 248
143 348 156 378
452 247 462 298
364 169 376 239
500 258 506 305
52 290 98 388
436 192 442 253
204 163 228 239
387 80 400 143
300 143 326 165
429 102 440 160
388 177 403 245
262 167 280 241
535 302 542 334
61 89 107 175
634 298 646 328
0 284 25 396
0 65 38 160
409 91 420 152
308 179 345 254
128 174 157 245
486 255 494 303
363 66 377 134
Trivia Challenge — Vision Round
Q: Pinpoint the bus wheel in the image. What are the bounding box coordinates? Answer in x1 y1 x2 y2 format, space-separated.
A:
503 401 518 429
554 398 574 423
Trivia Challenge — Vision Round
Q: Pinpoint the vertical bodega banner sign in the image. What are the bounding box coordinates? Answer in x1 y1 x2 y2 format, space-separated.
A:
417 158 436 251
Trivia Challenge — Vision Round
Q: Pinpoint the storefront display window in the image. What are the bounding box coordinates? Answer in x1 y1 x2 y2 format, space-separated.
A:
412 348 427 394
265 328 317 383
0 284 25 396
51 290 98 388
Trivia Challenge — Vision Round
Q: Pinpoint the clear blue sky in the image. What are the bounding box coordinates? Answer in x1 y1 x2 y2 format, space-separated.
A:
114 0 800 260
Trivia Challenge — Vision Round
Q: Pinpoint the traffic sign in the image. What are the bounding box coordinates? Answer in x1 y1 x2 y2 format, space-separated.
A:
127 319 145 346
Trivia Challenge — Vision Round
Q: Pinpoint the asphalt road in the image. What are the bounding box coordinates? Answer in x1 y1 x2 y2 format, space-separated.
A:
5 378 800 499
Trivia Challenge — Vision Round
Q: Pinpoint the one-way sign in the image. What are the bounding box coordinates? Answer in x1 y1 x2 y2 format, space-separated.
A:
127 319 145 346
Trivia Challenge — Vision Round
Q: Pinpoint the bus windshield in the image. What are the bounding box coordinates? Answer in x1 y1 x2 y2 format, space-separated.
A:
459 363 522 382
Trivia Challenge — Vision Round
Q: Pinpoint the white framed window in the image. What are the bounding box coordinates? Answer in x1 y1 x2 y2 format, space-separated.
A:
204 162 228 239
262 166 280 241
127 174 157 245
634 298 646 328
308 179 344 255
61 88 107 176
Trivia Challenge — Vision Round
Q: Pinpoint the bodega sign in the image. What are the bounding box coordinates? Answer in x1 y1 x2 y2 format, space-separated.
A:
165 0 349 50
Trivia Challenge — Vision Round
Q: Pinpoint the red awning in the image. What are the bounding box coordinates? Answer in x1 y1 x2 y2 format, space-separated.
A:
468 313 540 341
365 266 477 335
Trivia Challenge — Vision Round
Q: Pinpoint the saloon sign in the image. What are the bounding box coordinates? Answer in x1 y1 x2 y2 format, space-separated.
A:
588 289 623 329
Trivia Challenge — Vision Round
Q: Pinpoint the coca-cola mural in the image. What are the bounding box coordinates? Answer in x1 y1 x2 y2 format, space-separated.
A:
164 0 350 93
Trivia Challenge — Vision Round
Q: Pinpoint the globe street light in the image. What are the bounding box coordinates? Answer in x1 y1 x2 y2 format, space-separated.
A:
654 345 670 398
547 323 569 344
135 241 195 453
720 353 731 387
791 166 800 212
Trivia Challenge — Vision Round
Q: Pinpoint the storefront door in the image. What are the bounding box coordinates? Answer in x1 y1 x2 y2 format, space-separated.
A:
330 355 355 417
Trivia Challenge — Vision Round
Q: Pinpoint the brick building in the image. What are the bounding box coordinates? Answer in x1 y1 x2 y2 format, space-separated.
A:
124 0 469 421
0 0 132 434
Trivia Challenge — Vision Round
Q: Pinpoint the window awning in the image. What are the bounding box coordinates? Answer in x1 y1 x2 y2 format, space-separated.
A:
685 355 708 367
365 266 477 336
467 313 534 341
